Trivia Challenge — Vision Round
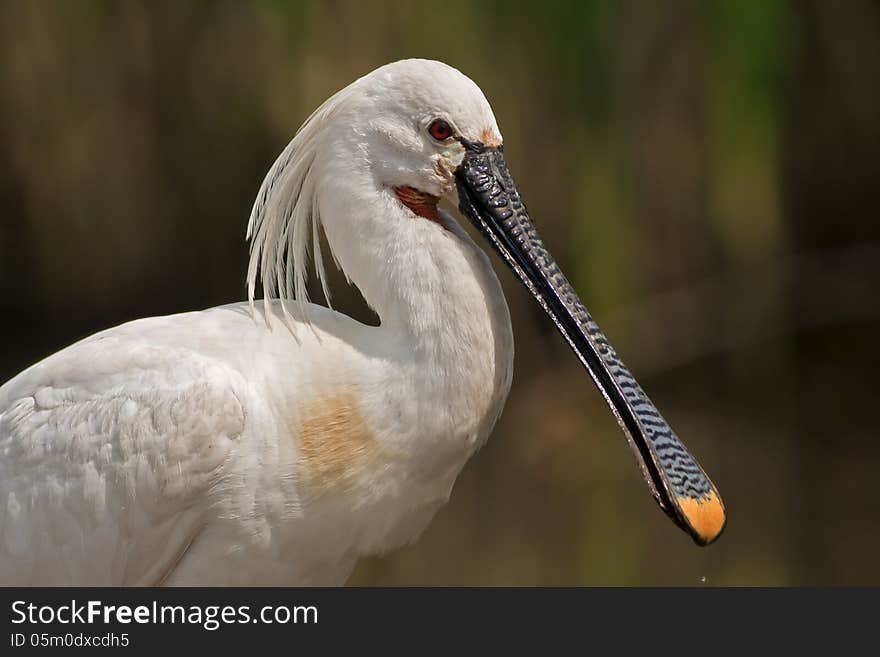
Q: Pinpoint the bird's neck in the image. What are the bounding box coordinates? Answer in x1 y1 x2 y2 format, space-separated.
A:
317 169 504 339
317 174 514 451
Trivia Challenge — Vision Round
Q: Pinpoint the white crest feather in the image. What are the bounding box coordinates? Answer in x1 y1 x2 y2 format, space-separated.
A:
246 84 355 327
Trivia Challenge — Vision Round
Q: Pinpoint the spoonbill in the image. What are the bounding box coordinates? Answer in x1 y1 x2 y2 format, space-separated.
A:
0 59 724 585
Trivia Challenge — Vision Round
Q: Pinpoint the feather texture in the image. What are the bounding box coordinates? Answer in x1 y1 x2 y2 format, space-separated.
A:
246 81 358 326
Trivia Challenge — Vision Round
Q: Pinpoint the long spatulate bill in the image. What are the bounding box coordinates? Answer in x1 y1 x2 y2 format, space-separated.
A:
455 139 725 546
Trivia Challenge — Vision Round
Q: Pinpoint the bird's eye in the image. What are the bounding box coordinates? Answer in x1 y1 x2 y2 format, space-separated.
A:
428 118 454 141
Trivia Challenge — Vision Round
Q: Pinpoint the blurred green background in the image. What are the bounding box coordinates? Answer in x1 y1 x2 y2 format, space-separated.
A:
1 0 878 585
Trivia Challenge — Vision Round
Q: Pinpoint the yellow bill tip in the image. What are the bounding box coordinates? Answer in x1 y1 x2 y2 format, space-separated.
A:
676 490 726 546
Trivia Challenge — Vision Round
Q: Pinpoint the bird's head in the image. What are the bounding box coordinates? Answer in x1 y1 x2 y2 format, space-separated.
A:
317 59 502 223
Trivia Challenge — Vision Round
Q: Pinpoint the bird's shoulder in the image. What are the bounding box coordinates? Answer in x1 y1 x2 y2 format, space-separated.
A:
0 315 250 447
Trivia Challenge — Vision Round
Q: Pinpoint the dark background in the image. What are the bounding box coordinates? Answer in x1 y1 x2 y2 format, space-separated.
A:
0 1 877 585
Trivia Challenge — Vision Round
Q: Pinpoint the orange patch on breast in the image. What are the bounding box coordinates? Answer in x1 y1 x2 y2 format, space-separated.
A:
294 392 378 496
676 490 726 546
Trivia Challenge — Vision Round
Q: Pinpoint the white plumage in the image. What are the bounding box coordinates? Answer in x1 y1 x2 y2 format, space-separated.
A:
0 60 514 585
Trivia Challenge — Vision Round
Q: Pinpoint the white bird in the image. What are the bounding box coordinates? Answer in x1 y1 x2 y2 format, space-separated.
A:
0 59 724 586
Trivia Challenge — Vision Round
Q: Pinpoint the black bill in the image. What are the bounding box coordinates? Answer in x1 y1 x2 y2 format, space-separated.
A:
455 138 725 546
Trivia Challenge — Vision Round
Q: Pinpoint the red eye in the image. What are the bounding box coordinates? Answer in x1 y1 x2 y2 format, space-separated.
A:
428 118 453 141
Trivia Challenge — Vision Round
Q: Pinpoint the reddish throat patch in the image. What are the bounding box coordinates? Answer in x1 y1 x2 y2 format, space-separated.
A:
394 186 442 225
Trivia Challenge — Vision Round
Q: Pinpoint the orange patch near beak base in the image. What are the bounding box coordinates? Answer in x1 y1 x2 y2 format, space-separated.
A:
675 491 727 546
394 186 442 225
480 128 502 148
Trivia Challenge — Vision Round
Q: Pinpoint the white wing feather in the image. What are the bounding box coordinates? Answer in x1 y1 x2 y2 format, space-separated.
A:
0 328 246 585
